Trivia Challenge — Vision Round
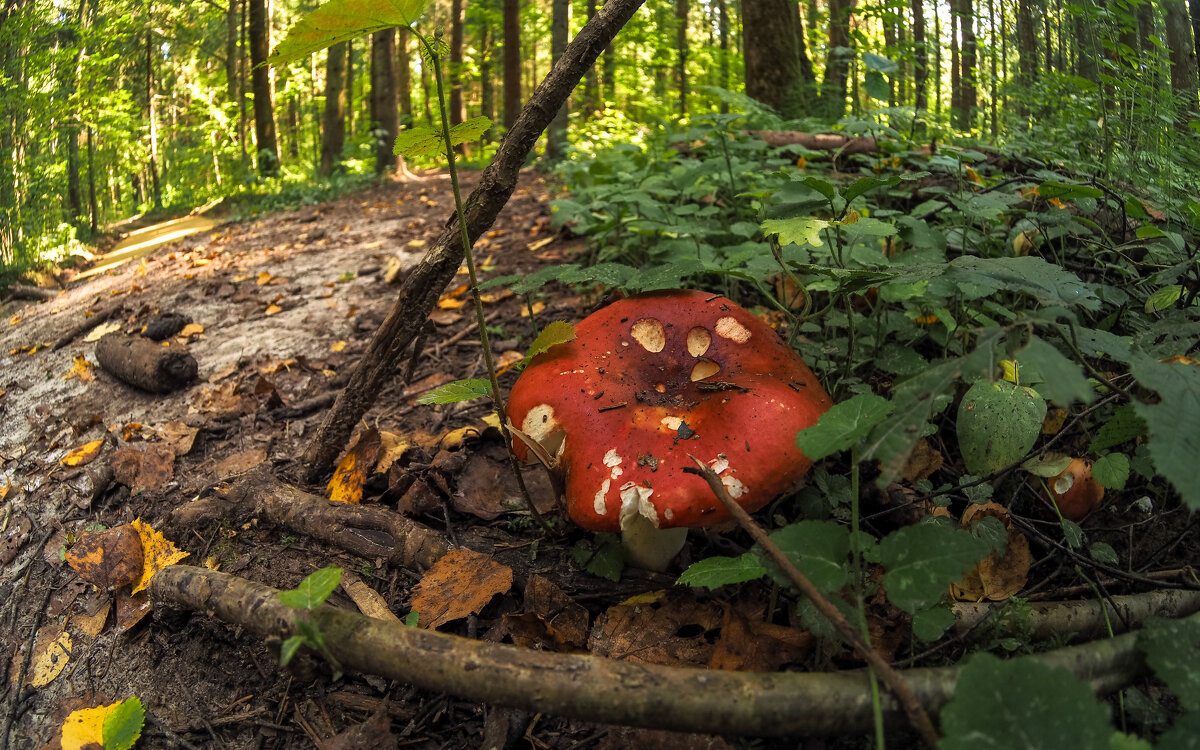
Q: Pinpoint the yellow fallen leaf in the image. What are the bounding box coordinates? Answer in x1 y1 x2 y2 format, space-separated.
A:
1048 197 1067 209
63 354 95 383
437 296 467 310
257 271 272 285
796 156 807 168
521 301 546 318
177 323 204 338
192 258 211 266
9 314 22 325
327 428 382 504
130 518 190 595
231 273 253 283
61 439 105 467
83 321 122 342
0 475 10 500
330 340 348 353
265 304 282 316
135 258 148 276
1000 360 1020 384
30 627 72 687
60 700 121 750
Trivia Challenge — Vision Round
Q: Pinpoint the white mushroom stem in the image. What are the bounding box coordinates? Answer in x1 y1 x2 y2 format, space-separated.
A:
620 514 688 571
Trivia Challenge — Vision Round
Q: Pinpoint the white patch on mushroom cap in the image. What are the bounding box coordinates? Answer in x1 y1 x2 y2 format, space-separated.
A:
521 404 565 456
714 316 751 343
686 327 712 357
619 482 658 528
722 476 747 499
631 318 666 352
690 359 721 381
595 449 624 515
709 455 730 474
660 416 683 431
594 478 612 515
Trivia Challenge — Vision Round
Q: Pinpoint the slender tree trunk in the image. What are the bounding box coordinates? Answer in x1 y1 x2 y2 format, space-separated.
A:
239 0 248 167
1165 0 1199 111
988 0 998 137
676 0 688 114
950 0 961 124
65 0 87 226
795 0 814 83
897 11 907 103
503 0 520 128
717 0 729 112
420 50 433 125
933 3 942 117
320 41 348 176
345 39 355 135
370 28 398 175
742 0 803 117
1191 0 1200 71
546 0 569 159
247 0 278 176
145 24 162 208
286 96 300 158
449 0 467 154
960 0 976 131
226 0 238 106
1075 0 1098 82
397 33 412 126
821 0 855 119
585 0 598 111
1016 0 1038 90
884 15 897 106
912 0 928 119
480 23 494 137
86 126 97 232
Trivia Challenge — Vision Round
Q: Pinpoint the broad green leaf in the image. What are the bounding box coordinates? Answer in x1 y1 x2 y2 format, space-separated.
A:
523 321 575 363
843 175 899 204
102 696 145 750
1091 453 1130 489
449 115 492 144
1022 453 1074 478
622 259 705 291
1089 404 1148 452
404 610 419 627
270 0 425 64
801 176 837 201
278 566 344 610
757 520 850 594
1131 356 1200 509
676 553 767 589
761 217 830 247
795 392 893 461
1140 617 1200 711
1036 180 1105 201
863 70 890 100
1145 285 1183 313
416 378 492 404
912 604 955 641
957 380 1047 477
861 51 899 73
940 654 1113 750
879 522 992 614
1016 335 1096 406
571 534 625 582
555 262 637 289
947 256 1101 310
279 635 304 665
1089 542 1119 565
393 126 445 158
508 264 580 295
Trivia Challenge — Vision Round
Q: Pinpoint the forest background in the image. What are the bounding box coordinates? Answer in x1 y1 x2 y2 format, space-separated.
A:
1 0 1199 274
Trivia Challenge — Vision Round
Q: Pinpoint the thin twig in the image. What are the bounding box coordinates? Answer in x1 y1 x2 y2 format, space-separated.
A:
684 456 941 749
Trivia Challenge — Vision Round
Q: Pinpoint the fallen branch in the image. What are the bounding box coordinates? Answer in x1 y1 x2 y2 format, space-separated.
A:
150 564 1186 737
52 302 123 351
297 0 649 483
95 332 197 393
686 457 939 747
952 588 1200 640
4 283 56 302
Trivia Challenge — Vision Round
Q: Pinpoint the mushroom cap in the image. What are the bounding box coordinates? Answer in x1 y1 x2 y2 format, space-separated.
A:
507 290 831 532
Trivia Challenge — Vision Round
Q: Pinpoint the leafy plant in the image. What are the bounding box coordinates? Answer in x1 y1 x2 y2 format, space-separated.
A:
278 565 344 679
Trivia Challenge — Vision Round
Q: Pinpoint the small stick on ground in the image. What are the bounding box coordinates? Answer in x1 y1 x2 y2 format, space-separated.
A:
52 302 123 350
685 456 941 748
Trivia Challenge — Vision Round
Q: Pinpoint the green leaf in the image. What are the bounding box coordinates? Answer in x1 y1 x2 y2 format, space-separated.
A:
677 553 767 589
393 126 446 158
1022 453 1074 478
801 176 837 201
1141 617 1200 711
843 176 899 204
1016 335 1096 406
404 610 419 627
270 0 425 64
761 217 830 247
1157 711 1200 749
1145 285 1183 313
572 534 625 581
863 70 890 100
1035 180 1105 201
879 522 992 614
795 393 893 460
415 378 492 405
757 520 850 594
1089 542 1119 565
939 653 1114 750
1131 357 1200 509
861 51 899 73
1089 404 1148 452
1091 453 1130 489
1061 518 1083 549
279 635 304 666
102 696 145 750
912 604 955 641
523 321 575 364
957 380 1047 477
448 115 492 144
278 566 344 610
947 256 1101 310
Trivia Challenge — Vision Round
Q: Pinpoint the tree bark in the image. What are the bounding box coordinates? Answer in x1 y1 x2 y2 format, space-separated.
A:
545 0 569 160
450 0 467 154
584 0 598 111
397 32 412 126
320 41 348 176
1074 0 1098 82
1191 0 1200 72
741 0 804 117
479 22 494 135
1016 0 1038 100
86 125 97 232
503 0 520 128
226 0 238 106
370 29 398 175
821 0 855 119
145 22 162 209
717 0 728 112
675 0 687 114
299 0 651 483
958 0 976 131
95 333 198 394
248 0 279 176
1165 0 1199 110
912 0 928 120
239 0 248 167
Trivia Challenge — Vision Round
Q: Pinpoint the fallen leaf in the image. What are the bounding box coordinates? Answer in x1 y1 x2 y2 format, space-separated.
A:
494 350 523 375
265 304 282 315
64 524 144 591
156 422 199 455
341 572 401 624
330 340 348 353
410 549 513 630
8 314 21 325
709 606 812 672
436 296 467 310
257 271 272 285
1 515 32 564
130 518 189 595
317 700 396 750
114 588 153 632
0 475 9 500
83 321 122 342
589 591 723 667
375 431 411 475
61 439 105 467
110 443 175 493
521 301 546 318
951 503 1032 602
64 354 95 383
29 626 72 687
1042 407 1069 435
901 438 943 483
71 599 112 639
177 322 204 339
429 309 462 325
327 427 382 504
479 289 513 304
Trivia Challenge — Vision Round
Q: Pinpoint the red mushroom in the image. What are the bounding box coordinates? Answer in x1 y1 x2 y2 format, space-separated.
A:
507 290 832 570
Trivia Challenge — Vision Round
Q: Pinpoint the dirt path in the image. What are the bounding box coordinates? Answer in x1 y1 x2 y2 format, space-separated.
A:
76 215 220 280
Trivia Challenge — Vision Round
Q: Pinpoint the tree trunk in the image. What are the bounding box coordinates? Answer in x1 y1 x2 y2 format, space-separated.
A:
450 0 467 154
239 0 248 167
950 0 960 123
503 0 520 128
1074 0 1098 82
480 22 494 135
795 0 814 83
420 47 434 125
741 0 803 117
821 0 855 119
145 25 162 209
912 0 928 118
248 0 279 176
717 0 729 112
345 39 355 135
226 0 238 106
546 0 569 160
1191 0 1200 71
370 29 398 175
65 0 87 226
933 3 941 117
585 0 598 111
959 0 976 131
86 125 97 232
1016 0 1038 88
676 0 688 114
884 15 897 106
1165 0 1199 111
988 0 998 137
320 41 348 176
397 32 412 126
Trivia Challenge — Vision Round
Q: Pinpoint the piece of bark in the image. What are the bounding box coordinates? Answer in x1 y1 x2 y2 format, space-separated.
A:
95 332 197 393
142 312 191 341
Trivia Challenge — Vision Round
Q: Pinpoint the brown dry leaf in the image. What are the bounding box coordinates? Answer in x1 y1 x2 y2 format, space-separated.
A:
410 548 513 630
189 380 250 417
588 591 723 667
1 515 32 565
494 350 523 376
70 600 112 639
130 518 190 594
428 309 461 326
156 422 199 455
950 502 1032 602
327 427 382 504
82 321 121 342
64 524 144 591
375 431 411 475
177 322 205 339
1042 407 1069 435
901 438 944 483
342 572 401 624
114 588 152 632
61 439 105 467
436 296 466 310
479 289 513 304
708 607 812 672
521 574 588 648
118 421 143 441
213 447 267 478
110 443 175 493
63 354 95 383
28 626 72 687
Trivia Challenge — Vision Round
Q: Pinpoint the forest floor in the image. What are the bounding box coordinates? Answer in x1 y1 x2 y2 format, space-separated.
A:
0 169 771 750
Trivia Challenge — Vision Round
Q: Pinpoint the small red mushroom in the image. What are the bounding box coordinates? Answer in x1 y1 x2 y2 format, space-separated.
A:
1046 458 1105 522
507 290 832 570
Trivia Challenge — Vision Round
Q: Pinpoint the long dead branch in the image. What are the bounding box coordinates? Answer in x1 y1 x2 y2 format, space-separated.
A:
298 0 649 483
151 565 1186 738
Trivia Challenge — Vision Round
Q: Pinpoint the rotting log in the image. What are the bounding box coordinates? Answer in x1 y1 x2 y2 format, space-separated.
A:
298 0 649 484
95 332 197 393
151 564 1184 738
